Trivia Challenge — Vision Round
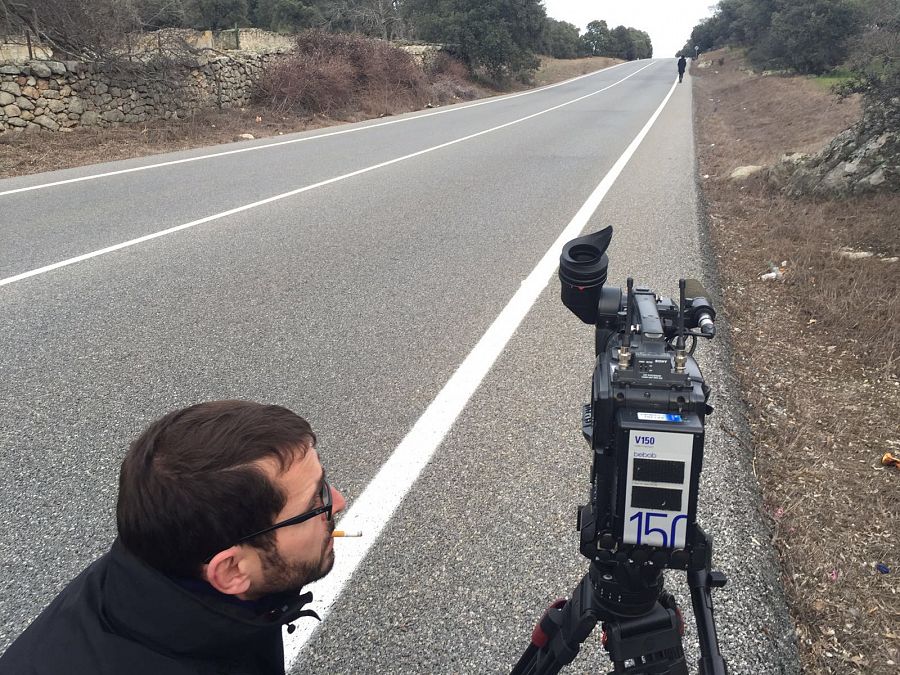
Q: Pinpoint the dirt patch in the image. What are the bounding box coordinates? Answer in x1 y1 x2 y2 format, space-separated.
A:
694 49 900 673
0 55 616 180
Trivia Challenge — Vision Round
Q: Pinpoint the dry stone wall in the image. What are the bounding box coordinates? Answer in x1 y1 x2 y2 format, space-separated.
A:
0 52 279 133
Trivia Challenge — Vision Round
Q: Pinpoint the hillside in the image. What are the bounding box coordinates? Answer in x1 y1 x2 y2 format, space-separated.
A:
693 48 899 673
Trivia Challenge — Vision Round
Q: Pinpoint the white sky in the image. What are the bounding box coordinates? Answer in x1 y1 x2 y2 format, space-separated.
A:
542 1 719 58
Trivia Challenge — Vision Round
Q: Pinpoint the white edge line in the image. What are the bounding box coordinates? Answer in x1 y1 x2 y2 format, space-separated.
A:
0 63 656 288
282 76 681 669
0 60 638 198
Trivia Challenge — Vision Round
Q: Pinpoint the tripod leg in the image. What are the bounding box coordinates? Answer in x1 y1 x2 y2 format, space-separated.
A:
511 572 600 675
687 529 728 675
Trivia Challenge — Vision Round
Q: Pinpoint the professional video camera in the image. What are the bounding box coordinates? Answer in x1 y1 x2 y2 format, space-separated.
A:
512 227 728 675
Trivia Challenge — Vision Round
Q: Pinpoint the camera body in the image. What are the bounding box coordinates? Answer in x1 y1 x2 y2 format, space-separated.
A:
559 227 717 574
511 226 728 675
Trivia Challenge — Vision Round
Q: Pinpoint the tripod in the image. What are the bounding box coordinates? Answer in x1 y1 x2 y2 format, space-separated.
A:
511 527 728 675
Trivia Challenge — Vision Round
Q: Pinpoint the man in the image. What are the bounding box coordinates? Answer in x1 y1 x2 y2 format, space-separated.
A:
677 55 688 83
0 400 346 675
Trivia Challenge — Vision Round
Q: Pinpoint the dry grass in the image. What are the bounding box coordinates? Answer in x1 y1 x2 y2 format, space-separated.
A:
531 55 622 87
694 49 900 673
0 107 343 179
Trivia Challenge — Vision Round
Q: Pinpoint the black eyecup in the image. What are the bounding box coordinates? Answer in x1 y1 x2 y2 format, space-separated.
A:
559 227 613 324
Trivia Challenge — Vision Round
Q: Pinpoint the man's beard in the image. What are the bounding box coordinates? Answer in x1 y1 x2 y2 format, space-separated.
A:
254 534 335 597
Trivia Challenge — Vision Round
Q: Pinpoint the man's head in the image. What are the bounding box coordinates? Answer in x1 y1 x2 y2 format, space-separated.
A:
117 401 345 598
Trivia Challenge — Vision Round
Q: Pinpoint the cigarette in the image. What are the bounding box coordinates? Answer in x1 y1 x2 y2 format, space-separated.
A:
332 530 362 538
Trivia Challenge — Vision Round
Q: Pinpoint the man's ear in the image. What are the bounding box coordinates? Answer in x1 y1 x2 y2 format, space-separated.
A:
203 546 253 596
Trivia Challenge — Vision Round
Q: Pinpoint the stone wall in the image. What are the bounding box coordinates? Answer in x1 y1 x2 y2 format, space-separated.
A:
216 28 295 53
0 53 279 132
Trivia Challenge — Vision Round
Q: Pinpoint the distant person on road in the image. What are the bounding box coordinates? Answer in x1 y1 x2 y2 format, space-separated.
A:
0 400 346 675
678 55 688 83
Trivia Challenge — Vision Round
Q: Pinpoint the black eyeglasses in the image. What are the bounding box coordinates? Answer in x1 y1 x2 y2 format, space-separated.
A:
236 476 334 545
204 477 333 563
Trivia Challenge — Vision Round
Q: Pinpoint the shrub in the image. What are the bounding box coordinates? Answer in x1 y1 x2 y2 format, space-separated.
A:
256 30 431 116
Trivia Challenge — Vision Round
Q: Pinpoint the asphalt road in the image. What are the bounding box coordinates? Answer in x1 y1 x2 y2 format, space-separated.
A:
0 60 798 673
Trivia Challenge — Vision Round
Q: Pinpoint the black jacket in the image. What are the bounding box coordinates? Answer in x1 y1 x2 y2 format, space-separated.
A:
0 539 317 675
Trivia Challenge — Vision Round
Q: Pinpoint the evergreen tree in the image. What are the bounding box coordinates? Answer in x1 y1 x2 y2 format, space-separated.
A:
540 18 584 59
581 20 611 56
404 0 546 79
186 0 249 28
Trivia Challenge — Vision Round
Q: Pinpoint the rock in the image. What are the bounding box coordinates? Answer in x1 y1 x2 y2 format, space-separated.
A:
80 110 100 125
20 110 34 121
730 165 764 180
0 65 21 75
15 97 34 111
239 133 255 140
36 79 49 91
46 61 67 75
34 114 59 131
0 91 14 106
1 81 21 96
60 85 71 97
858 167 886 189
42 89 60 100
101 109 125 122
68 98 84 114
94 82 108 95
28 62 52 78
3 104 21 118
47 99 66 113
7 117 27 127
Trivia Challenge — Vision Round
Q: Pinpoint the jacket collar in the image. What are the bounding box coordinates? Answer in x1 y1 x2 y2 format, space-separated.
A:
99 539 318 658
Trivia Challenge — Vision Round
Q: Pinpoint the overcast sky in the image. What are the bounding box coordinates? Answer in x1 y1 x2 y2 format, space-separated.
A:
542 1 719 58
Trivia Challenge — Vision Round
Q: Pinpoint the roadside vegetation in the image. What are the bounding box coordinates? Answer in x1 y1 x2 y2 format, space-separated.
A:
686 1 898 670
1 1 650 82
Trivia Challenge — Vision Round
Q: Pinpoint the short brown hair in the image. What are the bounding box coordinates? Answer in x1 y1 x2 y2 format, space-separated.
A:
117 401 316 578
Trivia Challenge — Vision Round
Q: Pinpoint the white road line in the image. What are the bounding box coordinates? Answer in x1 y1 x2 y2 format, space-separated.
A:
0 61 638 198
283 76 681 669
0 63 657 289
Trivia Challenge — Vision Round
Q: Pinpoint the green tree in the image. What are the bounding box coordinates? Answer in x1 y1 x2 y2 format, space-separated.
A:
766 0 863 73
186 0 249 28
253 0 321 31
840 0 900 104
682 0 866 73
404 0 546 80
581 19 611 56
540 17 584 58
627 27 652 58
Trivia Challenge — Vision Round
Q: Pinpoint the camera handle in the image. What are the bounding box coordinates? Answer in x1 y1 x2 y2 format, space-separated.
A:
511 528 728 675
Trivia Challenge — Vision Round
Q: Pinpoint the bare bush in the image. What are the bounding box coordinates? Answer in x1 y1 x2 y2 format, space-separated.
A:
426 52 480 104
256 30 430 116
1 0 140 60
